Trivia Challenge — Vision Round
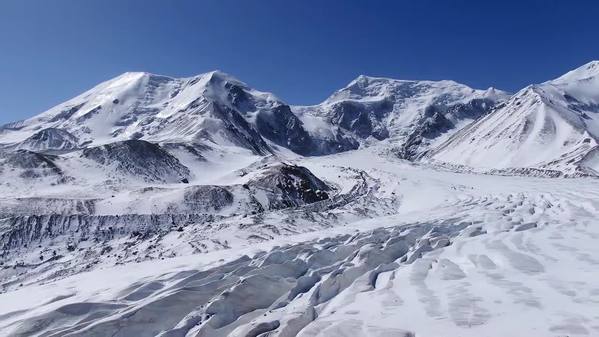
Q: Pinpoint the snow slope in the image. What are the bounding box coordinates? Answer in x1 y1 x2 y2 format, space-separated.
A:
430 61 599 175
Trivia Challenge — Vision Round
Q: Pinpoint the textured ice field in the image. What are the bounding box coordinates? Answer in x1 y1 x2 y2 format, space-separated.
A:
2 148 599 336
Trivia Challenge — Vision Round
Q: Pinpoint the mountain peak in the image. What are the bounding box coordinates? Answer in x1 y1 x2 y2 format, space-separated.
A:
110 70 242 87
348 75 417 88
328 74 504 106
551 60 599 84
114 71 173 81
352 74 395 83
205 69 229 78
201 69 244 86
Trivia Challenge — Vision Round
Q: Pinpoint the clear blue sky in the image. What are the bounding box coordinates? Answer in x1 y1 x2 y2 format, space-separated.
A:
1 0 598 124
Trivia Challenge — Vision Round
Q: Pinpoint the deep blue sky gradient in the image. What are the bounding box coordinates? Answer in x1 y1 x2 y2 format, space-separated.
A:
1 0 599 123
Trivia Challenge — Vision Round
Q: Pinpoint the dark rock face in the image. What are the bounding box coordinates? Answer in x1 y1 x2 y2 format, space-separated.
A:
327 99 393 140
221 80 357 156
81 140 191 183
161 143 209 162
0 198 96 216
208 102 273 156
255 105 313 154
419 105 456 139
394 105 455 160
0 149 64 179
0 213 213 252
396 98 498 160
48 103 85 123
76 105 103 123
445 98 496 121
0 120 26 132
564 92 599 116
310 128 360 155
19 128 80 152
256 105 360 156
180 186 235 212
227 82 254 112
249 164 330 209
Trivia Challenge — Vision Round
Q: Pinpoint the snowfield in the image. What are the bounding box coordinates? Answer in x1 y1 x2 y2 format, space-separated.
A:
2 147 599 337
1 62 599 337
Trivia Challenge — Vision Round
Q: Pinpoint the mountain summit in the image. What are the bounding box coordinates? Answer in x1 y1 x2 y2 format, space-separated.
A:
294 75 507 159
0 70 357 156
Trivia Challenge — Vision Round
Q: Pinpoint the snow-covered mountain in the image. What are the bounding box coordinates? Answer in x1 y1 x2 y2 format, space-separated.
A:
0 69 515 200
0 70 510 162
430 61 599 176
294 75 508 159
0 71 357 157
2 62 599 337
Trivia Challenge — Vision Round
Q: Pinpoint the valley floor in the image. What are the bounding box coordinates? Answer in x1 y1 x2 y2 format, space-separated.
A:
2 148 599 337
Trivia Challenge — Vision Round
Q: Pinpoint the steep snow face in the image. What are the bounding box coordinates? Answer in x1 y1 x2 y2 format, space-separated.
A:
295 75 507 158
430 61 599 175
0 71 356 157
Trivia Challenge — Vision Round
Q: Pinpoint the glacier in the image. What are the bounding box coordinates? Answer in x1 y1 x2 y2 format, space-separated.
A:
1 61 599 337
